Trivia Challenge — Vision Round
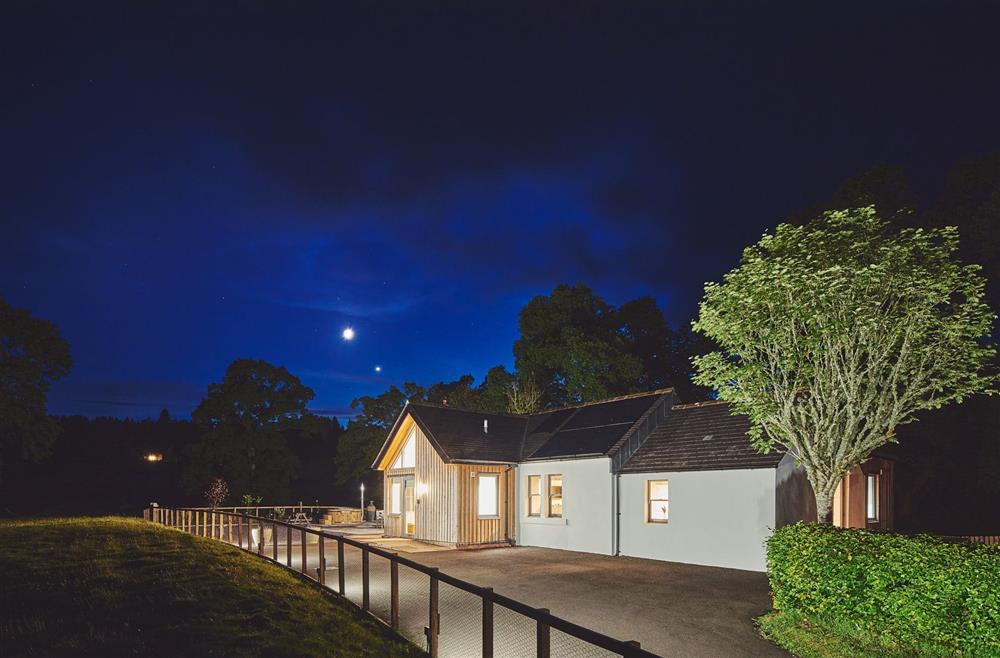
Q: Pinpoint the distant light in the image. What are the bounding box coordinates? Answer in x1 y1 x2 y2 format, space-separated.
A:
342 327 355 341
145 453 163 462
374 365 382 373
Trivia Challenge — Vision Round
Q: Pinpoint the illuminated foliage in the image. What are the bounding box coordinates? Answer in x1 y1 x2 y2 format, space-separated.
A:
693 208 997 521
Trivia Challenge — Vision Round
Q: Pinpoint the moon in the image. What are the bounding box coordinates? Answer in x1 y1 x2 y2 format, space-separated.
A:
341 327 355 341
374 365 382 373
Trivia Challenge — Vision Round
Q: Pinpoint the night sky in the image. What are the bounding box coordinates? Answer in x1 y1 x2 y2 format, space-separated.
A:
4 2 1000 420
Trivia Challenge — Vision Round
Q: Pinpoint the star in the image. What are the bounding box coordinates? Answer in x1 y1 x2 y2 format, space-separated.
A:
341 327 355 341
374 365 382 373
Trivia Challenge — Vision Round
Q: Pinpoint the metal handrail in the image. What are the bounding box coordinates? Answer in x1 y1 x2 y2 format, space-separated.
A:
146 505 660 658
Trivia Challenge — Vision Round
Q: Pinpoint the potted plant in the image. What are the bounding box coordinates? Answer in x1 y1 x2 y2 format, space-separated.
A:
243 494 272 547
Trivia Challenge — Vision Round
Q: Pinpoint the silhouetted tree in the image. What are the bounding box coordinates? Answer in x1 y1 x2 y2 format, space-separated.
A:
182 359 317 502
334 383 425 487
0 298 72 482
514 284 643 405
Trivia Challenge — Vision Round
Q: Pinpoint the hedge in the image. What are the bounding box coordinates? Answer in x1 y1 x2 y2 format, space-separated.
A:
766 523 1000 656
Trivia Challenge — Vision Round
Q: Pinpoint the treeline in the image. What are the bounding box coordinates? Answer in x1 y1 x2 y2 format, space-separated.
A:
0 411 345 516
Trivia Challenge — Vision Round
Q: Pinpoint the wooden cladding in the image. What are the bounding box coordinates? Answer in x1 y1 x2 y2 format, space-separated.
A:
383 423 458 544
456 464 514 546
378 419 514 546
831 457 894 531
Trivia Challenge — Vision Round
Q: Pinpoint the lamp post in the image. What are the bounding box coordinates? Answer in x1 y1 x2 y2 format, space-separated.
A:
360 482 365 521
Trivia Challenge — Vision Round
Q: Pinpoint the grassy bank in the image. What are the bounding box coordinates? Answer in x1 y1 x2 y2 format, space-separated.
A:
0 517 423 656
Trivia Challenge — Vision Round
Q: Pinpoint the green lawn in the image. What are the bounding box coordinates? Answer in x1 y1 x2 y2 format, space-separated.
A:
0 517 424 657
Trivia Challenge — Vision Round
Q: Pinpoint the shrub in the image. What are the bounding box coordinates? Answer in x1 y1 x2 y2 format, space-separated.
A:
767 523 1000 656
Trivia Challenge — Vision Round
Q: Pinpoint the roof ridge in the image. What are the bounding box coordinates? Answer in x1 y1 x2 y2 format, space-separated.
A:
528 387 675 415
671 400 730 409
406 400 525 417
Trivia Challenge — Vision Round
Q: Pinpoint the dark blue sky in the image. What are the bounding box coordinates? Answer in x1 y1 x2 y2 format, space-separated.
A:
3 2 1000 419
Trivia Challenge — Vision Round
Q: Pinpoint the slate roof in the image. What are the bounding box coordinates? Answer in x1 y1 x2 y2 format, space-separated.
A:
407 404 526 463
373 389 674 467
619 401 784 473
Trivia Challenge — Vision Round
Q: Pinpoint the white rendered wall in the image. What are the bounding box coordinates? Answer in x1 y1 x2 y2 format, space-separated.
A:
619 468 776 572
516 458 614 555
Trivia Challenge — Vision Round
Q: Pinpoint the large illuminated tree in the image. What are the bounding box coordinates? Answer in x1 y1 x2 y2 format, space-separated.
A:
693 208 996 521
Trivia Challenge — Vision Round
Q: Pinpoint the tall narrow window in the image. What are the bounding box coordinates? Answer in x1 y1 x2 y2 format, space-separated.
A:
478 473 499 518
390 480 402 515
647 480 669 523
392 428 416 469
866 473 880 521
527 475 542 516
548 475 563 517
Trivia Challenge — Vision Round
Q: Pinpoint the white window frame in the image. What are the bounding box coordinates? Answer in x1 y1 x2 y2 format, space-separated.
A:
390 480 402 516
477 473 500 519
866 472 880 522
646 479 669 524
392 427 416 469
547 474 563 518
526 475 542 517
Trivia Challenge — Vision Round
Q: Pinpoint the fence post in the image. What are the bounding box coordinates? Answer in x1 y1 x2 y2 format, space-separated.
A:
318 536 326 586
362 545 370 611
536 608 550 658
337 538 345 595
286 525 293 567
247 517 254 551
482 587 494 658
210 511 215 539
272 522 278 561
428 568 440 658
228 515 233 543
235 514 241 546
390 555 399 630
300 528 307 575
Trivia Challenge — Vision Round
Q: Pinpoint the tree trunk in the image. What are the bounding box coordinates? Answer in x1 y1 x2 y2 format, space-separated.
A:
814 487 834 524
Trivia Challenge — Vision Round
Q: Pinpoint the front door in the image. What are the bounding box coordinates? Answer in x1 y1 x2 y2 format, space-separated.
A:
403 476 416 536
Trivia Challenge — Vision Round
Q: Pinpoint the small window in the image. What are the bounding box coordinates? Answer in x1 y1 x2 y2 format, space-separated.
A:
647 480 668 523
548 475 563 517
390 481 402 515
866 473 880 521
527 475 542 516
392 428 416 469
478 473 499 518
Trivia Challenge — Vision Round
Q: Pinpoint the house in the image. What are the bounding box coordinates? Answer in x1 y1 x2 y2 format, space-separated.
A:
372 389 894 571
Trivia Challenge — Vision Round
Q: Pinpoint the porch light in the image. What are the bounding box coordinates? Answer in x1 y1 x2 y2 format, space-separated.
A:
144 452 163 462
417 481 429 497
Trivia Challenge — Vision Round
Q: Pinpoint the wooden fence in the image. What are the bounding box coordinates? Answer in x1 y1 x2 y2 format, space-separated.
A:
144 506 659 658
945 535 1000 546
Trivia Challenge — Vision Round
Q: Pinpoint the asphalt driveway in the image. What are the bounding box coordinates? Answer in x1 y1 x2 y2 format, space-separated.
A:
405 545 788 658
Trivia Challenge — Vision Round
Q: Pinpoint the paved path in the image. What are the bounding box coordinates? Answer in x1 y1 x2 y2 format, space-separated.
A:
209 524 786 657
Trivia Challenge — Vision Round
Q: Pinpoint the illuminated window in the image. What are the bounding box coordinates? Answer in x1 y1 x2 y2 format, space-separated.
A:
548 475 563 517
392 428 416 469
390 481 402 515
527 475 541 516
866 473 880 521
478 473 499 518
647 480 668 523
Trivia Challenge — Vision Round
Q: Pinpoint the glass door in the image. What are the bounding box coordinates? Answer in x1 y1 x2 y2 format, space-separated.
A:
403 476 415 536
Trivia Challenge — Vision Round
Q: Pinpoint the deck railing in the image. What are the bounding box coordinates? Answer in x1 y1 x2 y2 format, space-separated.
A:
144 505 660 658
